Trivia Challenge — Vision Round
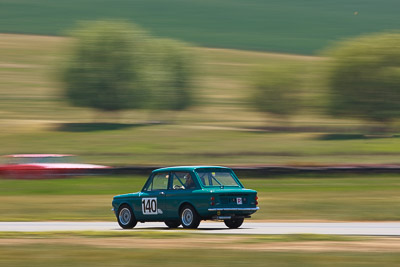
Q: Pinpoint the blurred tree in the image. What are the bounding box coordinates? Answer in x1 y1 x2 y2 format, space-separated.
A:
61 20 196 120
325 32 400 131
61 20 148 113
251 66 301 120
146 38 196 112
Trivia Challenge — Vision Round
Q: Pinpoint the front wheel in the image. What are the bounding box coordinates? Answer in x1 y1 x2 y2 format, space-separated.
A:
180 205 200 229
224 218 244 229
117 204 137 229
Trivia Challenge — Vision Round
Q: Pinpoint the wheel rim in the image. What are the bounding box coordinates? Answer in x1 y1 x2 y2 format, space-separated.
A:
119 208 131 225
181 208 193 226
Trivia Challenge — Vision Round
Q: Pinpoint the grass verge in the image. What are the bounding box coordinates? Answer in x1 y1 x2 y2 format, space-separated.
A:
0 175 399 221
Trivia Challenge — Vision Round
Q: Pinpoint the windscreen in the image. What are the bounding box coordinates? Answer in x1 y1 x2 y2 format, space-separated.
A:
196 170 240 187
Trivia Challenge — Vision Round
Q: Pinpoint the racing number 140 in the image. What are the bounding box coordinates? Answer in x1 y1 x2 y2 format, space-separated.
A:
142 198 157 215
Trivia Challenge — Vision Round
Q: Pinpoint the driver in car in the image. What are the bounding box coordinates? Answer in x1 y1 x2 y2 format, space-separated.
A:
184 174 196 189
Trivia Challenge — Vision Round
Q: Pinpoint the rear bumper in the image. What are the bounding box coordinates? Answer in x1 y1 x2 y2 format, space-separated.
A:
208 207 259 220
212 215 252 220
208 207 259 212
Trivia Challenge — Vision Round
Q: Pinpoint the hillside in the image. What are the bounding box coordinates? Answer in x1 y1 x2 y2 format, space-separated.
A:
1 0 400 54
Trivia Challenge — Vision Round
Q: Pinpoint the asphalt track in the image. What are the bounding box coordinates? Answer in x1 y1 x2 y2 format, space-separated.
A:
1 222 400 236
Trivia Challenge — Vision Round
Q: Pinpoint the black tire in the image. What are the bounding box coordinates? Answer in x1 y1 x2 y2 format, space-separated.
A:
165 220 181 228
117 204 137 229
224 218 244 229
180 205 200 229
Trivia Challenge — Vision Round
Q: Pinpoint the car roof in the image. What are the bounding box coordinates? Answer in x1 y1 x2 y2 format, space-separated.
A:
2 154 74 158
153 166 232 173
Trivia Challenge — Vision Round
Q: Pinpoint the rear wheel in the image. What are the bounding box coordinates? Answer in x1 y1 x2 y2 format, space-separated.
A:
180 205 200 229
224 218 244 229
164 220 181 228
117 204 137 229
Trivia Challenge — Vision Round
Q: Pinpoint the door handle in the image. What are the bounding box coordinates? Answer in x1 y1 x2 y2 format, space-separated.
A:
159 192 165 195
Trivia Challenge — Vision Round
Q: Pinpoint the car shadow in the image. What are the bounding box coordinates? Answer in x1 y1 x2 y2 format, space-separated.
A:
317 133 400 140
56 122 157 132
115 226 250 231
196 227 250 231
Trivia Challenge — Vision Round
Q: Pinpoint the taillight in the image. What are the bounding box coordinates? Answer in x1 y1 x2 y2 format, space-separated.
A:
210 196 215 206
255 196 258 205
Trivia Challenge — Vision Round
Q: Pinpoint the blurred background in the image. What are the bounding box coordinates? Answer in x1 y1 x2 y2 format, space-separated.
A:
1 0 400 216
0 0 399 167
1 1 400 266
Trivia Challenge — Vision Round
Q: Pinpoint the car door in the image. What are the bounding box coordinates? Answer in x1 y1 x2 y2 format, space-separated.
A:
164 171 198 219
137 172 169 221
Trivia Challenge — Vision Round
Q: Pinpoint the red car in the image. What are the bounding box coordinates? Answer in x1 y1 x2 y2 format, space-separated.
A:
0 154 109 179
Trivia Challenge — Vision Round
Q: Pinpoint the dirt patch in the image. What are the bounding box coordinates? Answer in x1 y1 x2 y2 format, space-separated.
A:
233 240 400 252
0 63 37 69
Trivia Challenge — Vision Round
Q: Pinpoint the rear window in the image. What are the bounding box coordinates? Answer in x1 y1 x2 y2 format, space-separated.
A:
196 170 240 187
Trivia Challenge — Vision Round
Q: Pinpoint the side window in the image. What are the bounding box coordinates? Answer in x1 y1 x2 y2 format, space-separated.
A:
198 172 211 186
172 172 196 190
147 172 169 191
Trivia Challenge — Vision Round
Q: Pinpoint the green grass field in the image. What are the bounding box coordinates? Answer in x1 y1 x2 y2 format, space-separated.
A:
1 240 399 266
2 0 400 54
0 246 397 267
0 229 398 266
1 175 399 221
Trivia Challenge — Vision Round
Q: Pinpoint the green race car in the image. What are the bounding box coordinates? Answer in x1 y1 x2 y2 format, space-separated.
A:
112 166 259 229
